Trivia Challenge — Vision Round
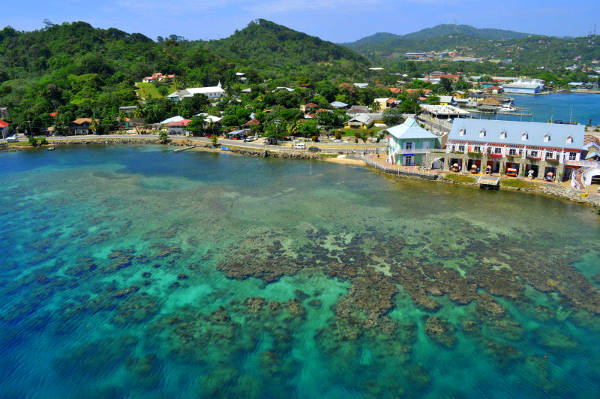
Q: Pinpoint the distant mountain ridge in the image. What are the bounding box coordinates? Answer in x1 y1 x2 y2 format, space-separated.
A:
340 23 600 65
343 24 530 48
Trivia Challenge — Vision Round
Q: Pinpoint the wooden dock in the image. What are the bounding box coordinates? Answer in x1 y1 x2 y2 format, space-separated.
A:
173 146 195 153
477 176 500 189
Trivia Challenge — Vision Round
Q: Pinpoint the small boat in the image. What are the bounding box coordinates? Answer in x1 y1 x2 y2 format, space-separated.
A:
47 146 55 151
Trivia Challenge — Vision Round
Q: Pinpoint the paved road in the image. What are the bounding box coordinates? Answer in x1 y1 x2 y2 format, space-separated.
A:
2 134 387 154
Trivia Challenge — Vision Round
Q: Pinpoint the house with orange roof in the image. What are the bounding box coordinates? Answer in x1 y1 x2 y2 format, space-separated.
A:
70 118 99 135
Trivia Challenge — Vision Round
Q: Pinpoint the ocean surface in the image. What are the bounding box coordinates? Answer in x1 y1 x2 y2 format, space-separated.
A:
1 145 599 399
482 93 600 125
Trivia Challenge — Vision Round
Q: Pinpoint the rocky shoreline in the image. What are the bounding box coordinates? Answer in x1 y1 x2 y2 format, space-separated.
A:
2 137 599 210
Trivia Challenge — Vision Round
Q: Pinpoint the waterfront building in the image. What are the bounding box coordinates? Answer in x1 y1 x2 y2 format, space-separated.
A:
442 119 585 180
69 118 98 135
387 118 440 166
167 82 225 101
502 79 544 94
166 119 191 135
0 119 9 139
419 104 470 120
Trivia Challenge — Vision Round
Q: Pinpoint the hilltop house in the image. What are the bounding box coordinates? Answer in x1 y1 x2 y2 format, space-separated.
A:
387 118 439 166
143 73 176 83
443 119 584 180
168 82 225 101
70 118 98 135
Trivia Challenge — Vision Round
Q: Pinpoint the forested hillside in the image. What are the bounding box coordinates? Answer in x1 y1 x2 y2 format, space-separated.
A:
0 20 370 132
344 24 600 67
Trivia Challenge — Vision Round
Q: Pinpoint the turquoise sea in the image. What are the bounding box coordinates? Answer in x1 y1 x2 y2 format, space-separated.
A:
1 145 599 398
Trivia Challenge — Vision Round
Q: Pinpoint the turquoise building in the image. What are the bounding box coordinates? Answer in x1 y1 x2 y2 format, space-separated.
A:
387 118 440 166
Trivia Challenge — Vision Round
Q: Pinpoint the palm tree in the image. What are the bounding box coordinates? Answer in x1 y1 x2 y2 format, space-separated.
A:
89 118 100 135
371 100 381 112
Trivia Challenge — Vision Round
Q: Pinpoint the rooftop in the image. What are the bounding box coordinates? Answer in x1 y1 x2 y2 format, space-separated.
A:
448 119 585 149
386 118 438 141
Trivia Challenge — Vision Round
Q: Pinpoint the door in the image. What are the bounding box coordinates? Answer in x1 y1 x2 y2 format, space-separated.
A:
405 156 413 166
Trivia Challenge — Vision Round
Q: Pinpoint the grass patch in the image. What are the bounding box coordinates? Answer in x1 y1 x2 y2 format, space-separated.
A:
136 82 177 100
444 173 476 184
501 179 536 189
319 153 338 158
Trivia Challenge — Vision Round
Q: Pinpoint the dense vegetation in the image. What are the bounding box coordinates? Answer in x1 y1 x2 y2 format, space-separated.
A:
0 19 371 133
1 20 599 137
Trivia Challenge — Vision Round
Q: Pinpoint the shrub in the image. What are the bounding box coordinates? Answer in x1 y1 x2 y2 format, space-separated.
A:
211 134 219 146
38 137 48 145
334 130 342 140
28 136 38 147
158 131 170 144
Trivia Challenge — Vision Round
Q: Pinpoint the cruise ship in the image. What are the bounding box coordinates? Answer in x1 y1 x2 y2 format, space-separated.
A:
502 78 545 94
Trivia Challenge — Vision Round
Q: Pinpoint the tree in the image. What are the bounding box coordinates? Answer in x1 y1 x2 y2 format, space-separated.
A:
297 120 319 137
185 116 206 136
158 130 170 144
382 108 404 126
439 77 453 94
371 101 381 112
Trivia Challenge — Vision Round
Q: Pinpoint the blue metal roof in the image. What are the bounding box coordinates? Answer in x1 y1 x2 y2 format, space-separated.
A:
448 119 585 149
387 118 438 140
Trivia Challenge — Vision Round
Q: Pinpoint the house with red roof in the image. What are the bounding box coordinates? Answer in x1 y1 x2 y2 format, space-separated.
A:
0 119 9 139
143 73 176 83
166 119 191 135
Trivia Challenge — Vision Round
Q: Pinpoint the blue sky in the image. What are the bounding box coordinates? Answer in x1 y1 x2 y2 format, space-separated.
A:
1 0 599 42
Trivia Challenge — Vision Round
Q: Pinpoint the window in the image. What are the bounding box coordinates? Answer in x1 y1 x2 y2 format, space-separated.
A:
499 131 507 139
509 148 517 156
522 132 528 140
546 152 554 159
474 146 481 153
479 129 486 137
569 152 577 160
458 145 465 152
405 142 413 150
519 149 524 156
566 136 573 144
459 129 466 136
530 150 538 157
495 147 502 154
544 134 550 142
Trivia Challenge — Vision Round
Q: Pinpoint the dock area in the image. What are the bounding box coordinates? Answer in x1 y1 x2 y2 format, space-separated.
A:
478 176 500 189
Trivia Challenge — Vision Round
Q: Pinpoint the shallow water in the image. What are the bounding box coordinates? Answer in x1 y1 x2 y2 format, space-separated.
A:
0 145 599 399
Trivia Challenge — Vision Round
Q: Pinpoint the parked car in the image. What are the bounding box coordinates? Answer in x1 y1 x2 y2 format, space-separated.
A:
308 146 321 152
293 141 306 149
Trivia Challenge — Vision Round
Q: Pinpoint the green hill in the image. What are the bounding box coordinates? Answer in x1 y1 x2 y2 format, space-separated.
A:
0 19 370 131
204 19 369 69
343 24 600 67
